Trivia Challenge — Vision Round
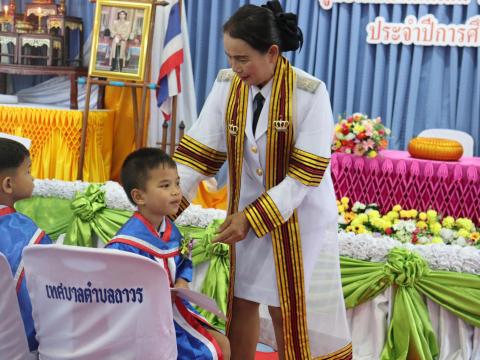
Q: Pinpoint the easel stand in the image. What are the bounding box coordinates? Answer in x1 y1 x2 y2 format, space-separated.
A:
78 0 177 180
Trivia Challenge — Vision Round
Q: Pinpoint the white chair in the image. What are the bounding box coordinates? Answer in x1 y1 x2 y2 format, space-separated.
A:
0 94 19 104
0 253 32 360
418 129 475 157
22 245 177 360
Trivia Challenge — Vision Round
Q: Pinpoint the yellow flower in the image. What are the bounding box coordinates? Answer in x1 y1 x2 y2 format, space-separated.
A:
337 205 346 213
358 214 369 223
427 210 438 221
344 212 356 223
336 200 341 206
340 197 349 205
409 210 418 218
416 221 428 230
429 222 442 235
418 212 428 221
353 224 367 234
367 210 381 219
367 151 377 158
431 236 444 244
353 124 365 133
382 220 393 231
457 229 470 239
392 205 402 212
470 232 480 243
441 216 455 229
386 211 399 220
400 210 409 219
345 225 355 233
456 218 474 231
335 124 342 133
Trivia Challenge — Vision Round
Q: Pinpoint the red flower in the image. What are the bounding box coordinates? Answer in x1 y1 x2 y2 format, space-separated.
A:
412 234 418 244
342 127 350 135
385 228 393 235
347 117 353 123
356 132 367 140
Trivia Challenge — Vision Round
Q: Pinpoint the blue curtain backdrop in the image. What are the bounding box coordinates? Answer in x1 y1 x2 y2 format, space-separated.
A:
184 0 480 155
0 0 94 92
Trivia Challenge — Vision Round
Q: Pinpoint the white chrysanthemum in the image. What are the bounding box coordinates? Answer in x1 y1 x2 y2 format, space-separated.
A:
352 202 366 212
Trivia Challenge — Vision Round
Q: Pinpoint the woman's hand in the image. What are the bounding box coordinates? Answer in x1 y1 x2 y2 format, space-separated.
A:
213 212 250 245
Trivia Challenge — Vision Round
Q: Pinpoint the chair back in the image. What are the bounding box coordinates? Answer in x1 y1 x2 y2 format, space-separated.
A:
0 253 30 360
418 129 474 157
23 245 177 360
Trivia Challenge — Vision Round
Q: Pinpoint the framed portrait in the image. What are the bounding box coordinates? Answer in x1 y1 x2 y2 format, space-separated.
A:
89 0 152 81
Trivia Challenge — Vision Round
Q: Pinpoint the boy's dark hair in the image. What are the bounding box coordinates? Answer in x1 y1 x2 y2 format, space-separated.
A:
0 138 30 173
121 147 176 204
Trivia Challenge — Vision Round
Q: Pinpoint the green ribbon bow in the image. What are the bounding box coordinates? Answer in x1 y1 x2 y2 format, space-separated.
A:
66 184 132 247
16 184 132 247
178 219 229 329
341 247 480 360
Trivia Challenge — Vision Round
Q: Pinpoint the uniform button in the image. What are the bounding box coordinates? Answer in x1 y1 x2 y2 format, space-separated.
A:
256 168 263 176
251 146 258 153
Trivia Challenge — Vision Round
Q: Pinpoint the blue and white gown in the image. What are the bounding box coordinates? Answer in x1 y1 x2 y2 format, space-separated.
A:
106 212 223 360
0 205 52 351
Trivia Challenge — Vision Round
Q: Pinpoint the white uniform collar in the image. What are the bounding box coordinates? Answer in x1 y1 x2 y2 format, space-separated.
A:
251 77 274 100
156 217 166 235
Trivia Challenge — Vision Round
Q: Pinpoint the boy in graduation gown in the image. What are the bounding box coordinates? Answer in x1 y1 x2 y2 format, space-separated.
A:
106 148 230 360
0 138 52 351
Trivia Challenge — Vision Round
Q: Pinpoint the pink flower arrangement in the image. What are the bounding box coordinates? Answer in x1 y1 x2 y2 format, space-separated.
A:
331 113 391 158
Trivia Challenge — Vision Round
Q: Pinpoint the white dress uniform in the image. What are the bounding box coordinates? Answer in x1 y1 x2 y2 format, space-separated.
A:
176 66 351 357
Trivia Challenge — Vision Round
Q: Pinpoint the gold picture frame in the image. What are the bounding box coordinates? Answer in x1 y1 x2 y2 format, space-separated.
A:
89 0 152 81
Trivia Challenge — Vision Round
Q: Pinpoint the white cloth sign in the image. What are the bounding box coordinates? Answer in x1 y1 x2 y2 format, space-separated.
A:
0 253 31 360
23 245 177 360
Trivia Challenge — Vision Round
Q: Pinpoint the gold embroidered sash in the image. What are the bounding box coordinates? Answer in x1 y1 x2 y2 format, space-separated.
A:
225 56 311 359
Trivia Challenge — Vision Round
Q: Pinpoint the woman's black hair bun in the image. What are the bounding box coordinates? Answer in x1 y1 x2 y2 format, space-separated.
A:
261 1 303 52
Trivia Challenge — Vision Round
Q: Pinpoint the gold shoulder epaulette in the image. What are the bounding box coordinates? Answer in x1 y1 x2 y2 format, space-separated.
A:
216 69 234 82
296 75 321 93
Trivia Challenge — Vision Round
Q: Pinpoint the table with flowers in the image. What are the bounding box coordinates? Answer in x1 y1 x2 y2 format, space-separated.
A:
330 112 480 225
331 150 480 226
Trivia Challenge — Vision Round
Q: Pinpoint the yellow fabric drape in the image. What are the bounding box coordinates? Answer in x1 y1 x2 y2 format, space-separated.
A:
104 86 150 181
0 106 114 182
192 181 228 210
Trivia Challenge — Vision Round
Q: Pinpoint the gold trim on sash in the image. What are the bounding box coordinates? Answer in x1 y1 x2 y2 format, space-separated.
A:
225 56 312 359
224 74 249 330
244 193 285 237
288 148 330 187
173 135 227 177
314 343 353 360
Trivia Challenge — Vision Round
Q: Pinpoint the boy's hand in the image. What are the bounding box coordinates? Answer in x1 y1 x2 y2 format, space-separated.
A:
174 278 189 290
213 212 250 245
171 278 189 303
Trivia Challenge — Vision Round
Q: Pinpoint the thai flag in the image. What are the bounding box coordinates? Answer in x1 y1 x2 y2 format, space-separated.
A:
156 0 184 120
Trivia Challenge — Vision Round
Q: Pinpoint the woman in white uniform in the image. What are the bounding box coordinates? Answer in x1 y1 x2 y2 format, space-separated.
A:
173 1 351 359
